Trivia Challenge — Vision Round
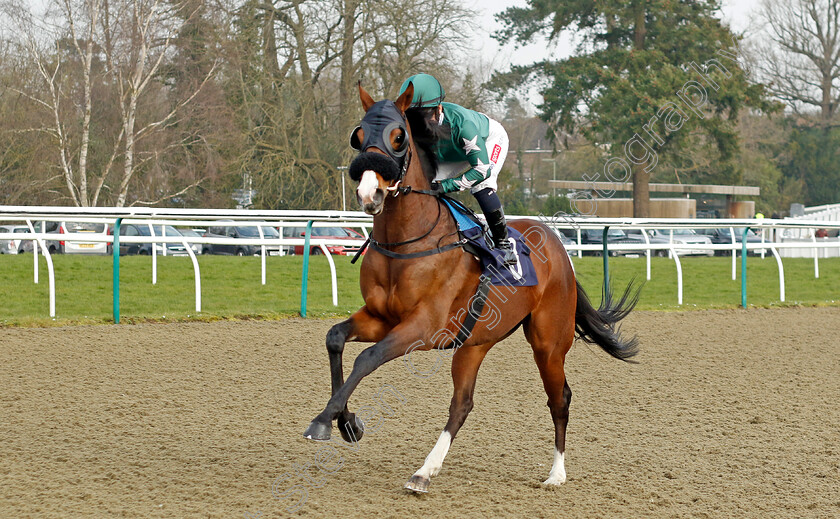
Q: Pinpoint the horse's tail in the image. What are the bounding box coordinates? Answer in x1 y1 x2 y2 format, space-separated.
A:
574 280 641 362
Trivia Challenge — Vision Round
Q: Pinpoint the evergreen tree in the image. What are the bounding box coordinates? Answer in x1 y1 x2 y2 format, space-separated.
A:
490 0 777 216
784 125 840 206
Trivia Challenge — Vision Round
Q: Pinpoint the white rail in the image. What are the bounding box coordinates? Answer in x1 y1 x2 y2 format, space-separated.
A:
3 207 840 316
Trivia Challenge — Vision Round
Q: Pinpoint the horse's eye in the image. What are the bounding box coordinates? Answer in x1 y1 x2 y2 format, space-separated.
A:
391 128 406 150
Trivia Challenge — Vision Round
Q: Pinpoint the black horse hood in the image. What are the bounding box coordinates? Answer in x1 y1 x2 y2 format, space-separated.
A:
348 100 408 182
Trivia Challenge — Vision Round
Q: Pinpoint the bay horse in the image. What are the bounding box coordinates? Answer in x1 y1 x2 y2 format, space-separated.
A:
303 83 640 492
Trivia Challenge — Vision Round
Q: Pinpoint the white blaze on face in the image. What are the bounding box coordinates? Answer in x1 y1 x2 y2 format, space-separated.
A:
357 170 380 205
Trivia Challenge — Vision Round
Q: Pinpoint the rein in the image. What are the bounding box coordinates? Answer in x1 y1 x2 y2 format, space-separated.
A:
351 189 467 263
366 237 467 260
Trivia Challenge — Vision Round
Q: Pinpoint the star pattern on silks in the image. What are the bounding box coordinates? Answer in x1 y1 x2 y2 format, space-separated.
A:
472 158 490 175
461 135 481 154
453 159 491 191
454 176 474 191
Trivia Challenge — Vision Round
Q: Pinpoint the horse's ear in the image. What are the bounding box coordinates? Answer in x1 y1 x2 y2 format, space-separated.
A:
395 82 413 113
358 82 375 112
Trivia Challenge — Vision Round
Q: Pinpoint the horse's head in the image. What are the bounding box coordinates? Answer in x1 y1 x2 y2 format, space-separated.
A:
348 83 414 215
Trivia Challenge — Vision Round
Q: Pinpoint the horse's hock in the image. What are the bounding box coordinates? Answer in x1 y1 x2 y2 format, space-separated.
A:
1 307 838 517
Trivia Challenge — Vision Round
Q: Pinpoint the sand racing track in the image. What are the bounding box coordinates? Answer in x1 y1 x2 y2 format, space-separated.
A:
1 307 838 518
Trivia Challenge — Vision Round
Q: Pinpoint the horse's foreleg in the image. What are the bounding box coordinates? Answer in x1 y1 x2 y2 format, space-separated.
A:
325 309 390 442
305 323 422 442
405 343 493 493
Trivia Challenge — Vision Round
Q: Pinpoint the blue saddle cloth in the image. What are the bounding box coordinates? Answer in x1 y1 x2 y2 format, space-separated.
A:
441 198 539 287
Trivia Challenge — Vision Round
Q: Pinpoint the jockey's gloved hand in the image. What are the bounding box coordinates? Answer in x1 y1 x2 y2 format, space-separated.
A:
430 182 445 196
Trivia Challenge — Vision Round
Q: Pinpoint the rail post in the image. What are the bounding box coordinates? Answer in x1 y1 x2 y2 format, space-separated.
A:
740 227 748 308
602 226 610 291
300 220 315 317
113 218 123 323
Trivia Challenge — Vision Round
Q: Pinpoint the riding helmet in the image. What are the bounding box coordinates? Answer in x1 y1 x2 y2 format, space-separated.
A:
399 73 445 108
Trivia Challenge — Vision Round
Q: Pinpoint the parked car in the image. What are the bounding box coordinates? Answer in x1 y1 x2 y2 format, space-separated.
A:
14 226 41 253
555 230 575 248
176 228 204 255
624 228 714 257
0 225 19 254
204 223 283 256
43 221 111 255
117 224 188 256
579 228 639 256
6 223 64 254
0 224 45 254
697 228 766 256
282 226 366 256
547 228 579 250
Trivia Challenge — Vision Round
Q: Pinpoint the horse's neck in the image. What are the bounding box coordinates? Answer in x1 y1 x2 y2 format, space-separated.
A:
372 190 441 245
372 160 448 245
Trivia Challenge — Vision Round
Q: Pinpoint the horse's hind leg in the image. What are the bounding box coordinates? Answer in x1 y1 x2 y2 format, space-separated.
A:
320 307 389 442
525 310 575 485
405 342 493 493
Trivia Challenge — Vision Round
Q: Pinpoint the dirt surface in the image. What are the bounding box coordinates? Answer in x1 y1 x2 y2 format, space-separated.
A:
1 307 839 518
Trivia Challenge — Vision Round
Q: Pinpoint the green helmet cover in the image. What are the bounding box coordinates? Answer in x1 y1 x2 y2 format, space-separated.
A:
399 73 445 108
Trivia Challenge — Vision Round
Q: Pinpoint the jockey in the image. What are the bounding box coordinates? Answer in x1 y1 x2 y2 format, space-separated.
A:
398 73 516 267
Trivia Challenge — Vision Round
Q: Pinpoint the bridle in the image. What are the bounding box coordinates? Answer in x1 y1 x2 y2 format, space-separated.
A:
348 103 465 262
383 146 412 197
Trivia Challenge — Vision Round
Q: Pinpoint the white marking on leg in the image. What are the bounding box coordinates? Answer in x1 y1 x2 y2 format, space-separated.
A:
543 448 566 485
413 431 452 479
357 170 379 204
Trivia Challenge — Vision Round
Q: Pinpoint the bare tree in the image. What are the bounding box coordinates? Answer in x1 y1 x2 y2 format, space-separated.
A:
1 0 493 209
1 0 99 205
759 0 840 124
225 0 477 210
102 0 216 206
364 0 474 96
2 0 215 207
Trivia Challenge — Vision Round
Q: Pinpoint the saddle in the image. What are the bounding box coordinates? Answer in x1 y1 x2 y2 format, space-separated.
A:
439 195 538 287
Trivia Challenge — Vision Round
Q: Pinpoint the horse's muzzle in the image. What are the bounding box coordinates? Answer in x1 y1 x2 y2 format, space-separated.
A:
358 189 384 215
356 169 385 215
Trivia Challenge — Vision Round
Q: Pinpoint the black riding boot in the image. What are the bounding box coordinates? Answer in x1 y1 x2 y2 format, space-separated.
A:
486 208 518 268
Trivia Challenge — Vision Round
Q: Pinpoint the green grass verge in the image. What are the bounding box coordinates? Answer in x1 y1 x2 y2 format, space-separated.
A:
1 254 364 327
1 253 838 327
571 254 840 311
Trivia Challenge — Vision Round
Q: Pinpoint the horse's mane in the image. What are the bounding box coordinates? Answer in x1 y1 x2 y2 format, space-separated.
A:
405 107 450 183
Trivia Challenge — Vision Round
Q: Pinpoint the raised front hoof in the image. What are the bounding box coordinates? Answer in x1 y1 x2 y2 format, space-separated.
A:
404 475 430 494
338 414 365 443
303 420 332 441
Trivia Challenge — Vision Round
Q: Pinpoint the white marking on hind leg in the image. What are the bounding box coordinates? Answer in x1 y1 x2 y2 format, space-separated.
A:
413 431 452 479
543 448 566 485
